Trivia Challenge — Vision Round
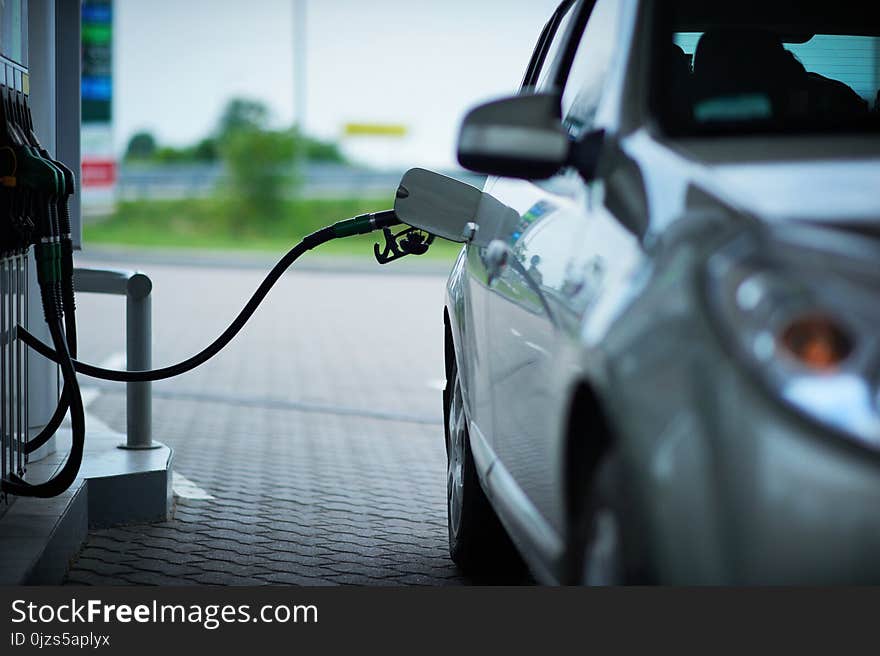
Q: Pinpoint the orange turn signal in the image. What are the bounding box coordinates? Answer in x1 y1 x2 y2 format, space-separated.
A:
778 314 853 371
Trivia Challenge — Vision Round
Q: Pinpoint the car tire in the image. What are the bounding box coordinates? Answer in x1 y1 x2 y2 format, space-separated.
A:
444 359 522 580
574 454 628 586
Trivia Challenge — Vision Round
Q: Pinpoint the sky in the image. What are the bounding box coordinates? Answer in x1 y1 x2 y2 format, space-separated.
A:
113 0 561 169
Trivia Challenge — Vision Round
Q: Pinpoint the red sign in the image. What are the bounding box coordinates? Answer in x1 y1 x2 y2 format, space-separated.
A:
82 159 117 188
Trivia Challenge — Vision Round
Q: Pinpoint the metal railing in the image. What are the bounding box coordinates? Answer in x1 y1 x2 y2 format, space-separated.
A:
0 252 29 487
113 163 487 202
74 268 155 450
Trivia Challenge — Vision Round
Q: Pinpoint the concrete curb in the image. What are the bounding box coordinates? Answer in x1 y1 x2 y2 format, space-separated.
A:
0 426 173 585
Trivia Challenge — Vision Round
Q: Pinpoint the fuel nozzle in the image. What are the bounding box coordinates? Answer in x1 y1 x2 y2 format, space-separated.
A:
14 147 64 319
373 225 436 264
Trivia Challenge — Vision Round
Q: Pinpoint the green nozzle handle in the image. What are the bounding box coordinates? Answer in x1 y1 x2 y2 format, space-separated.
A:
16 146 61 196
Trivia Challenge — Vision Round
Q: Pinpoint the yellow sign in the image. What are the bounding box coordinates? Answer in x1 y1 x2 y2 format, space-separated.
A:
343 123 408 138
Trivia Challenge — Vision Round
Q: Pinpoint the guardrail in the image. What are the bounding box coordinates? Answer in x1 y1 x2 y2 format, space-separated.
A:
74 268 155 450
114 164 486 201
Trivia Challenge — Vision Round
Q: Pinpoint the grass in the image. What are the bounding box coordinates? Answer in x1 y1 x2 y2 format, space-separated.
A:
83 197 463 260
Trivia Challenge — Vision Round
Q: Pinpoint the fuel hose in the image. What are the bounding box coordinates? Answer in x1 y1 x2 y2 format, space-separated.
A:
17 210 402 383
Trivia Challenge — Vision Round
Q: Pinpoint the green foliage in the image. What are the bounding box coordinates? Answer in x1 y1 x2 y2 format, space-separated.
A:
217 98 271 140
152 146 191 164
124 131 158 161
192 138 219 162
121 98 348 167
301 135 346 163
221 127 298 224
138 138 220 165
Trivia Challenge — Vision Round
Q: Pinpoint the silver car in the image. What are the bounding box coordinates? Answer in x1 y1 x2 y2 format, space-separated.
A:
439 0 880 584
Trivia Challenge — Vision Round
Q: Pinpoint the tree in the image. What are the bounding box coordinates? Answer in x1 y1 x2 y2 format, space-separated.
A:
217 99 270 141
124 131 158 161
301 134 346 163
221 128 297 223
193 138 219 162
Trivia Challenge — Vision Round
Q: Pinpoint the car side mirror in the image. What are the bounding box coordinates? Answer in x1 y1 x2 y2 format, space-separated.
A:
457 92 570 180
394 168 519 247
457 92 605 182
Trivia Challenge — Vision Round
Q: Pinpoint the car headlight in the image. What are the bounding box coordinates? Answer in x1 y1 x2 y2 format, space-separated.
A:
705 228 880 449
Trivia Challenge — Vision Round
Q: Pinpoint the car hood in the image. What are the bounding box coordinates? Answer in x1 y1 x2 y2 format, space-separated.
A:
705 159 880 225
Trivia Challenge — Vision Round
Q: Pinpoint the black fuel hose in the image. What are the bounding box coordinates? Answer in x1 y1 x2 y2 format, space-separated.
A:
18 211 401 383
24 194 79 456
2 318 85 497
26 279 77 455
25 379 72 454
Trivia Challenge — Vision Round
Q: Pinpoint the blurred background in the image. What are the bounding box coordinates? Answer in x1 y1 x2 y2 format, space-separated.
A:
81 0 560 259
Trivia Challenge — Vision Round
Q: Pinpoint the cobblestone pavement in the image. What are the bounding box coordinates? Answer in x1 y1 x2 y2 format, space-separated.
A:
64 252 472 586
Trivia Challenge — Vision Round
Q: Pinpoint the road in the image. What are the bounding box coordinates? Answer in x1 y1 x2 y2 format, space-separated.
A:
63 250 469 585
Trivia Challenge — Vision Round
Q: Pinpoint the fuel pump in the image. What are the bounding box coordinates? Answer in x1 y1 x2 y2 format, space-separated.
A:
9 167 489 497
0 77 85 498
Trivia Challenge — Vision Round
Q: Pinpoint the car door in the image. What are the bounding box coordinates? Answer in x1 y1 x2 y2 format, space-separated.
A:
458 0 579 453
485 0 629 537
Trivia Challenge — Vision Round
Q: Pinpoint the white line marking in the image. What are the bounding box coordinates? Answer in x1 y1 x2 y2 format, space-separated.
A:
172 472 215 500
79 387 101 409
84 412 114 434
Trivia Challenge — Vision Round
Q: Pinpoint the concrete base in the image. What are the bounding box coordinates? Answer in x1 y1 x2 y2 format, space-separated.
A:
0 422 173 585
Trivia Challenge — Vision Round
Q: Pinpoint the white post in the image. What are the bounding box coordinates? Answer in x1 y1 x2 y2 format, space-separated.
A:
293 0 308 180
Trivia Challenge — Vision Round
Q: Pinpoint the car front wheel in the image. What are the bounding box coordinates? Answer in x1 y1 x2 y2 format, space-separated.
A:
445 360 521 579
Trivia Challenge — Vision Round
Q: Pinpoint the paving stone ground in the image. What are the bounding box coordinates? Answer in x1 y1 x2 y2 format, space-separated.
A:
63 253 470 586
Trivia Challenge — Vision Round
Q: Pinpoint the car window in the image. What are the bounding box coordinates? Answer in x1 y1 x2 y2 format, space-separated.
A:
532 2 578 91
511 202 583 292
560 0 623 136
656 2 880 135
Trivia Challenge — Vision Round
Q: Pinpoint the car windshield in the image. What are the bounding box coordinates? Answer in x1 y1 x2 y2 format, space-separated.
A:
654 1 880 136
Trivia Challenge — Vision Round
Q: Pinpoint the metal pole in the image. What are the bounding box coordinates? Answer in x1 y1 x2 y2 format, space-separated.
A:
123 273 154 450
293 0 307 134
293 0 308 183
